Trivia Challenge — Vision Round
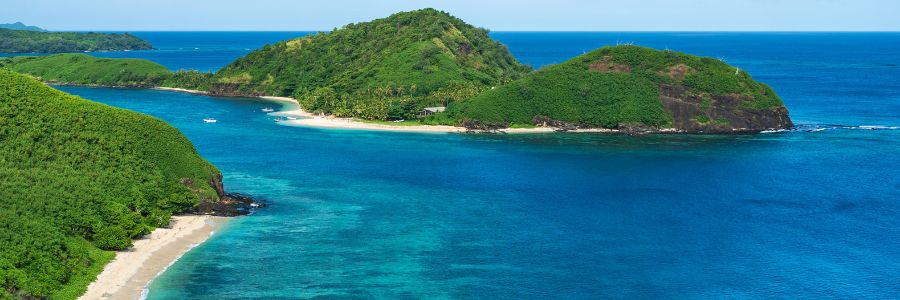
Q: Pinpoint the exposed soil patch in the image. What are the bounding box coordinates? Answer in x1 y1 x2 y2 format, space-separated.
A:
589 56 632 73
658 64 694 81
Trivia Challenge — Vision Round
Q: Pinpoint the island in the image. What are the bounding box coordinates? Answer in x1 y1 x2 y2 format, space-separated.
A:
0 22 46 32
0 9 791 133
209 8 531 122
452 45 793 133
0 28 153 53
0 69 255 299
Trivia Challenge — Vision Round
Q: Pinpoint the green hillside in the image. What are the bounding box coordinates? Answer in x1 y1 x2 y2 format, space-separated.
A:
0 54 169 86
211 8 531 120
453 45 793 132
0 29 152 53
0 54 213 90
0 69 222 299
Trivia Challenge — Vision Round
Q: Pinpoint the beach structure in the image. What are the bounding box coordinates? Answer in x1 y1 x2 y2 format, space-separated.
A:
417 106 446 118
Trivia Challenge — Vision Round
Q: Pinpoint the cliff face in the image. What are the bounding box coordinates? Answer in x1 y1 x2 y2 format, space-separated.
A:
660 85 793 133
454 45 793 133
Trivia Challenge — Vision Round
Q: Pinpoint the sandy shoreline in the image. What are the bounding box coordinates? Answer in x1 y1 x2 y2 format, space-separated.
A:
152 86 620 134
279 116 619 134
79 215 229 300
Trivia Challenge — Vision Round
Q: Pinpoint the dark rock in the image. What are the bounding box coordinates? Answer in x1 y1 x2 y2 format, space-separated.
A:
532 115 578 131
194 193 267 217
461 118 508 133
616 123 657 135
659 84 793 133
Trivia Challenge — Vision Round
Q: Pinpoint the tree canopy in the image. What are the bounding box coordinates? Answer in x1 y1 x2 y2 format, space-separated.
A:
0 29 152 53
211 8 531 120
451 45 792 132
0 69 220 299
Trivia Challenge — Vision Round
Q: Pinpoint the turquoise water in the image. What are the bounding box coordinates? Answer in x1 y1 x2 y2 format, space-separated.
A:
54 32 900 298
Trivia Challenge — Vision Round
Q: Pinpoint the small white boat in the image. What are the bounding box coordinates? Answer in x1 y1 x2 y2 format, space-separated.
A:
203 118 218 123
261 107 275 112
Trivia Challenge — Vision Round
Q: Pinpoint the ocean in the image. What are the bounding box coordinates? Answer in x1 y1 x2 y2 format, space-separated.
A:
53 32 900 298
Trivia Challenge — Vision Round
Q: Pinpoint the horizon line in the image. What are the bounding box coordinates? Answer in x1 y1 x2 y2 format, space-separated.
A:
42 29 900 33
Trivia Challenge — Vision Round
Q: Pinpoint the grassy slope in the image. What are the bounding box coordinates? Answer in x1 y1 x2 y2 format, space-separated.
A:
0 69 220 299
212 8 530 119
0 54 170 86
454 45 787 129
0 29 152 53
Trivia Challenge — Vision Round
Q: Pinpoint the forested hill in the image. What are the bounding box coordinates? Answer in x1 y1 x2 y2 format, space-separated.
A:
0 69 222 299
453 45 793 133
210 8 531 120
0 22 45 32
0 29 152 53
0 54 212 89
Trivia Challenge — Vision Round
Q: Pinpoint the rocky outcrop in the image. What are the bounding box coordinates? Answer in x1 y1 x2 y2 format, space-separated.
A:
659 84 793 133
195 193 265 217
180 173 266 217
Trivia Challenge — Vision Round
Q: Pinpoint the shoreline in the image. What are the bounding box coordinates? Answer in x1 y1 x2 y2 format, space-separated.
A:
150 87 620 134
79 215 229 300
149 86 634 134
278 116 623 134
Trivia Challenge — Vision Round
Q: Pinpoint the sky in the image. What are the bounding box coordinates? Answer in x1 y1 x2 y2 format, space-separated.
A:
5 0 900 31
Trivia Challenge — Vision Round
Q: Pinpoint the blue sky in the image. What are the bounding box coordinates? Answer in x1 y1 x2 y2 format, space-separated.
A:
5 0 900 31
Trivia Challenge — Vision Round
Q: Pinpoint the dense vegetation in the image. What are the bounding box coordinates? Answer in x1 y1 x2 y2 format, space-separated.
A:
0 69 222 299
0 22 45 32
451 45 791 131
0 29 152 53
0 54 212 90
0 54 169 86
0 14 790 132
211 8 531 120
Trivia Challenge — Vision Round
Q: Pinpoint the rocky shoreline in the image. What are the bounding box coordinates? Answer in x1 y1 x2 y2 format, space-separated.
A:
195 193 267 216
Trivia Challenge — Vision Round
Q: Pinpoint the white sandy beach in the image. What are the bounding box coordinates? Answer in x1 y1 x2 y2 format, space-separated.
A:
152 86 620 134
79 215 228 300
279 116 620 134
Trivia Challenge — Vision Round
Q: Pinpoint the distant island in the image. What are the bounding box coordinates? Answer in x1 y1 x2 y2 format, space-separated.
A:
0 9 791 133
0 28 152 53
0 54 205 88
0 21 45 31
0 69 255 299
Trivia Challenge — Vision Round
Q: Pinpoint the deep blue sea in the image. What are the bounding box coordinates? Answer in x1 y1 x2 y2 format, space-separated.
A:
51 32 900 299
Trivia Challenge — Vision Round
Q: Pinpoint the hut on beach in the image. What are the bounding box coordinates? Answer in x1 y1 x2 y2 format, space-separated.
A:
417 106 446 118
